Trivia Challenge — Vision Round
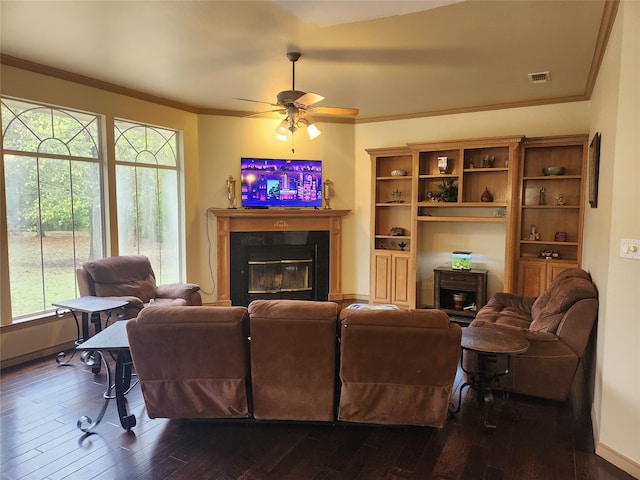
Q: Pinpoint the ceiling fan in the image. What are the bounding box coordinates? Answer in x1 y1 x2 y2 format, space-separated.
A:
236 51 359 142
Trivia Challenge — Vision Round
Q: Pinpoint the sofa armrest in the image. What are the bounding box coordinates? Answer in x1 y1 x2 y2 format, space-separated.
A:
156 283 202 305
487 292 536 311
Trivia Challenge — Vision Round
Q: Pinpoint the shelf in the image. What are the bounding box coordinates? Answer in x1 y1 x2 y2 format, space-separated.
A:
464 167 509 173
376 235 411 240
520 240 579 246
521 205 580 209
523 175 581 180
419 174 458 179
376 176 412 181
418 216 506 223
375 202 411 207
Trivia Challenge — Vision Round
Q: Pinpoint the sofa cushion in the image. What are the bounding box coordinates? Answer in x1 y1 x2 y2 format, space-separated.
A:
83 255 157 303
530 269 596 333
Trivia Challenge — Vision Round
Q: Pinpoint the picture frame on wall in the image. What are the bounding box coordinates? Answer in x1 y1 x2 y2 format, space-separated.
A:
589 132 601 208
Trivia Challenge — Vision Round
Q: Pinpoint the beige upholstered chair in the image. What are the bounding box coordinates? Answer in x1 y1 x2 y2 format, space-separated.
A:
127 305 251 419
76 255 202 318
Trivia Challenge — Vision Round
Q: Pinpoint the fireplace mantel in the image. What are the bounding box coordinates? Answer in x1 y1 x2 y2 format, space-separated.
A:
208 209 350 305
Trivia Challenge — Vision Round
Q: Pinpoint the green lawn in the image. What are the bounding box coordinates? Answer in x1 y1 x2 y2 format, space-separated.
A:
7 231 90 317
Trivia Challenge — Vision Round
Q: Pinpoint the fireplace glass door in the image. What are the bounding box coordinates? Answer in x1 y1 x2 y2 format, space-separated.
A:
248 259 312 294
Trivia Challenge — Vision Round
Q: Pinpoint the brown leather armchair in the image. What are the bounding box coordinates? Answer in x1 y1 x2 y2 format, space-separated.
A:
76 255 202 318
465 268 598 401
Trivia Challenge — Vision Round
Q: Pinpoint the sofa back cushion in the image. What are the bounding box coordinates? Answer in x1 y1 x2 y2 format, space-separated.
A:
83 255 157 303
530 268 596 333
248 299 340 421
127 305 250 419
338 308 461 427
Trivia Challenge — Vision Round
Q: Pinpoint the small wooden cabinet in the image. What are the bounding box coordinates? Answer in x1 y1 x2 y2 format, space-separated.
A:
517 259 578 298
434 266 488 322
372 251 412 307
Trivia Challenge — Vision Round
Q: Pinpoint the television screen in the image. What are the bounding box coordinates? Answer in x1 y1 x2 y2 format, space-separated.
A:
241 158 322 208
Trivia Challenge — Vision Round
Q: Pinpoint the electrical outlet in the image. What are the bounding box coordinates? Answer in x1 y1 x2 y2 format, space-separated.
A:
620 238 640 260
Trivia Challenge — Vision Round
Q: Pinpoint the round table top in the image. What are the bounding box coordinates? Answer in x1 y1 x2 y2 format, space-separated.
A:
461 327 530 355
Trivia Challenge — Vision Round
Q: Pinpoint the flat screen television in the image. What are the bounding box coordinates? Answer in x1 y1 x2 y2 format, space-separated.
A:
240 158 322 208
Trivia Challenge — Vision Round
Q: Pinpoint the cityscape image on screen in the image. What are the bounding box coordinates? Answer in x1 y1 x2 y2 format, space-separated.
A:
240 158 322 208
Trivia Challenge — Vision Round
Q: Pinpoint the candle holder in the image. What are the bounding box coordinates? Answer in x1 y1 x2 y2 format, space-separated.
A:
323 179 334 209
226 175 236 209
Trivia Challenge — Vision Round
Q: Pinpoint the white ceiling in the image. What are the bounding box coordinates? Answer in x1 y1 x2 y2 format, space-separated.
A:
0 1 609 122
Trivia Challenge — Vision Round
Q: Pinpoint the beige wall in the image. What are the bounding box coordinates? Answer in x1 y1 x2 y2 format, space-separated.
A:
584 0 640 472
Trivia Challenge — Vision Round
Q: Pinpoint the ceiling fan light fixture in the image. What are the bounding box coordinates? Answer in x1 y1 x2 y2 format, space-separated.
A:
275 118 290 140
306 122 321 140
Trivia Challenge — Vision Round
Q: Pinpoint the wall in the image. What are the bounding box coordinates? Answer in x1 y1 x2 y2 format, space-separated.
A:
354 103 590 301
584 0 640 474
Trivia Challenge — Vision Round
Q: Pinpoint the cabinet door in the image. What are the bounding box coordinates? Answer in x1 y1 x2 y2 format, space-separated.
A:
372 252 392 304
517 261 547 297
546 261 579 286
391 254 410 307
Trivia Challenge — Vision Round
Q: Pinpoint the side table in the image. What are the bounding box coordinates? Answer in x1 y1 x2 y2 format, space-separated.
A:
53 296 128 368
76 319 137 433
449 327 529 428
434 265 488 325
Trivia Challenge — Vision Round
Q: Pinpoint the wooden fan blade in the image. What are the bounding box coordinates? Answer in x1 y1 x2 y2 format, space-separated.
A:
235 97 279 107
244 109 285 118
312 106 359 116
294 92 324 107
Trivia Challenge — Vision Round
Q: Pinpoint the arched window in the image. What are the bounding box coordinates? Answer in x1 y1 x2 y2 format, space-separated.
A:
1 98 104 318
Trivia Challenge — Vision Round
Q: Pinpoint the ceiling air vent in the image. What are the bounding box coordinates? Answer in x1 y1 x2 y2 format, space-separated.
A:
528 71 551 83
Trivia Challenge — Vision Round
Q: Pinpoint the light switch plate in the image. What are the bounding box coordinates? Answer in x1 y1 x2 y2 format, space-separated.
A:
620 238 640 260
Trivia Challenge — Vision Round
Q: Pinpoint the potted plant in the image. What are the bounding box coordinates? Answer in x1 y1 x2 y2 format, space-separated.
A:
436 178 458 202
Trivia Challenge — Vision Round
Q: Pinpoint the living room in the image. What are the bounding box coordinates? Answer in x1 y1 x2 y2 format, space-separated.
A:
0 1 638 478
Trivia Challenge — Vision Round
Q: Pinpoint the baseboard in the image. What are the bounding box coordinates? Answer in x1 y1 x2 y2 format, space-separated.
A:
0 341 74 371
592 404 640 478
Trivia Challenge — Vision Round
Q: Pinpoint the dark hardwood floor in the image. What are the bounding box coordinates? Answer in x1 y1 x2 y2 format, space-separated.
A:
1 355 634 480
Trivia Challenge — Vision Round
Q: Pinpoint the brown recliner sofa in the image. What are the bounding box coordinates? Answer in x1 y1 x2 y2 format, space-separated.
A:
126 300 462 428
464 268 598 401
338 308 461 428
77 255 202 318
127 305 250 419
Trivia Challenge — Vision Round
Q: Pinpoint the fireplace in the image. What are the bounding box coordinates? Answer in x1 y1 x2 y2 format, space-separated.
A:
208 209 349 306
230 231 329 306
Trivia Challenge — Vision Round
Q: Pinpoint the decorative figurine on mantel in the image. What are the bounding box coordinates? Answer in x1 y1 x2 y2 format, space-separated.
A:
529 224 541 241
226 175 237 209
323 179 334 209
556 193 566 205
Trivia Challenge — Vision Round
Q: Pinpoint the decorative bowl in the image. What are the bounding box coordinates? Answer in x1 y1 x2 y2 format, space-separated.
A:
391 170 407 176
542 166 565 176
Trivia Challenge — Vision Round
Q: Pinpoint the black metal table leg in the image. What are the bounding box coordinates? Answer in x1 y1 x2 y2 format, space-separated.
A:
77 348 137 434
77 351 111 434
56 309 81 365
114 350 136 431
